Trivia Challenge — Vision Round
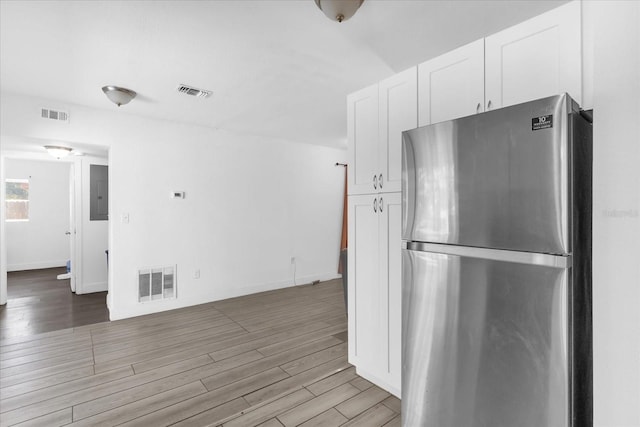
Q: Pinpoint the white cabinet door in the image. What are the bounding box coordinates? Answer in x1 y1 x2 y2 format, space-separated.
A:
348 192 402 397
378 192 402 397
379 67 417 193
485 0 581 110
348 194 382 372
418 39 485 126
348 84 379 195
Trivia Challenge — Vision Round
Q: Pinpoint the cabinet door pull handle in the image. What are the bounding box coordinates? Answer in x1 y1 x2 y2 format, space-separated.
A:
379 174 383 189
487 100 492 110
373 174 378 190
379 197 383 212
476 103 481 114
373 198 378 213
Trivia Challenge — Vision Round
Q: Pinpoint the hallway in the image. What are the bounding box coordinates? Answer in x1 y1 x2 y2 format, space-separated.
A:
0 267 109 340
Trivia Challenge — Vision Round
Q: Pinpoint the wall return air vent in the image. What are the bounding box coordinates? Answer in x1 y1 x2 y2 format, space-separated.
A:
41 108 69 122
138 266 176 302
177 84 212 98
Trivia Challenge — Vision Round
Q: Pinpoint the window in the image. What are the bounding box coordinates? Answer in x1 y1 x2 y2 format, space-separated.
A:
6 178 29 221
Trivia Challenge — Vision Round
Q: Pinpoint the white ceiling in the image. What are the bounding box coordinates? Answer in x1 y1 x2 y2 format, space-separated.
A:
0 0 568 149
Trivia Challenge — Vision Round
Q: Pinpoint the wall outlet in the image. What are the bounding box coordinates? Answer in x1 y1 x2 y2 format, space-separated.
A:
290 256 296 264
193 269 200 279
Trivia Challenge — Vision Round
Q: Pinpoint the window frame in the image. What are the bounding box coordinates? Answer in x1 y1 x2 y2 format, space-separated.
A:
5 178 30 222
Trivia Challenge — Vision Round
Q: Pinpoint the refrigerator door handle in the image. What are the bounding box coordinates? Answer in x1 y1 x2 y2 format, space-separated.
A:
405 241 571 268
373 174 378 190
373 197 378 213
379 173 383 189
379 196 383 212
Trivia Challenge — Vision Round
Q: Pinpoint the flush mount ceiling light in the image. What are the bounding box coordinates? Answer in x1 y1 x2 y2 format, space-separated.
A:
102 85 137 107
314 0 364 23
44 145 73 159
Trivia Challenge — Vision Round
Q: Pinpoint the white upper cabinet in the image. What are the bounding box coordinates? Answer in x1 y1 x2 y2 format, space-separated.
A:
418 39 485 126
379 67 418 193
485 0 582 110
418 1 582 123
348 84 379 195
348 67 417 195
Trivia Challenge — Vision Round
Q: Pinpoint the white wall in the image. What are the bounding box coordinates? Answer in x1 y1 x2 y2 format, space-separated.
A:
0 93 347 319
108 126 346 319
589 2 640 426
5 158 70 271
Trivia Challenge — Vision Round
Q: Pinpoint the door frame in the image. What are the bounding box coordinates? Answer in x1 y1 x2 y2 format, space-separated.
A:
0 151 78 304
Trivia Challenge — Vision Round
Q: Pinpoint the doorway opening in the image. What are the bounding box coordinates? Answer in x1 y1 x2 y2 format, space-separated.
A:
0 142 110 338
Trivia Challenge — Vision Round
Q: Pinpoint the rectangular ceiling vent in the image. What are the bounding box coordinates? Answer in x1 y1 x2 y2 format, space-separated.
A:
177 84 212 98
41 108 69 122
138 266 176 302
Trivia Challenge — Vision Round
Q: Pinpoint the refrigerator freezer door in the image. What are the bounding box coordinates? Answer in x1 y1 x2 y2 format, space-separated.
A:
402 248 569 427
402 94 575 255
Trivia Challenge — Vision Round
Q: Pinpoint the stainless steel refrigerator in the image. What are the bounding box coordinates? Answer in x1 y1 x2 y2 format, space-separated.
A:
401 94 592 427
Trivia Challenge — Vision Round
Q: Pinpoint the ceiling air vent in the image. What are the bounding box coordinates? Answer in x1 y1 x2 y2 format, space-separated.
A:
177 84 211 98
41 108 69 122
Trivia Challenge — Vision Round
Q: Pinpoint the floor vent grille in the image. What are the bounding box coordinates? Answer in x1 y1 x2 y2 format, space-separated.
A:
138 266 176 302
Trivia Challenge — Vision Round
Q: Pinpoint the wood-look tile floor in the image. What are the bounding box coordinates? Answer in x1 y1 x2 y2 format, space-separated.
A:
0 279 401 427
1 268 109 340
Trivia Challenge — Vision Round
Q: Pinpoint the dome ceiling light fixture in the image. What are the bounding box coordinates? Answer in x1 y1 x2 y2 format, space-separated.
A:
314 0 364 23
44 145 73 159
102 85 137 107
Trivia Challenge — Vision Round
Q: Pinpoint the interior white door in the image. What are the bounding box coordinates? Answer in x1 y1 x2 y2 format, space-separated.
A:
379 67 417 193
485 0 581 110
418 39 485 126
348 84 379 195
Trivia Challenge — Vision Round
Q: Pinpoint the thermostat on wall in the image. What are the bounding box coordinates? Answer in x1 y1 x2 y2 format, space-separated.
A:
171 191 185 199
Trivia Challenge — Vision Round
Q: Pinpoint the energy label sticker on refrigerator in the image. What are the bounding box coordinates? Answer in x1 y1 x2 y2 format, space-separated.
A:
532 114 553 130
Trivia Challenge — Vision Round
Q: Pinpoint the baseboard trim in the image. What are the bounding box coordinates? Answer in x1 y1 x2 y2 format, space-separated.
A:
108 272 342 321
294 272 342 286
7 261 67 272
355 366 401 399
78 281 107 294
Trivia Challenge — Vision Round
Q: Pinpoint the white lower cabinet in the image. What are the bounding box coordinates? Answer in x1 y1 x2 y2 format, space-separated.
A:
348 192 402 397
